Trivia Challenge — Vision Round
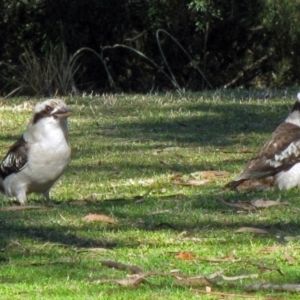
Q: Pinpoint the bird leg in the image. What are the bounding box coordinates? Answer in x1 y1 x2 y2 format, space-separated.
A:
16 191 28 205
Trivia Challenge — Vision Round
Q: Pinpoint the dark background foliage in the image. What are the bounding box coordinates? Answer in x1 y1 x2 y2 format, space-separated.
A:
1 0 300 95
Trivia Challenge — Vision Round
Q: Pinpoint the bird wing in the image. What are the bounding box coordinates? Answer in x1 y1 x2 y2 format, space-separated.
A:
237 122 300 180
0 136 29 179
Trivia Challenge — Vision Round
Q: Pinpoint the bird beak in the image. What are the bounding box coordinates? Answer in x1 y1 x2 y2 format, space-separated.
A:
52 107 72 119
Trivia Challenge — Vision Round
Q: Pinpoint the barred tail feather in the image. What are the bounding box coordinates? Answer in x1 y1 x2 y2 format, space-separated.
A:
224 178 248 190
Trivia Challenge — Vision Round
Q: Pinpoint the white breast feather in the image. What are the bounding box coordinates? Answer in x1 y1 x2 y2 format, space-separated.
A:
276 163 300 190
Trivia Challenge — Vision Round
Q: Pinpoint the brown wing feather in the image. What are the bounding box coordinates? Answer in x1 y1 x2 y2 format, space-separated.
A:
237 122 300 180
0 136 29 179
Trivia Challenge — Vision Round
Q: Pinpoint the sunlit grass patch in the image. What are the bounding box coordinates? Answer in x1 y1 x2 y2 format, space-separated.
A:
1 90 300 299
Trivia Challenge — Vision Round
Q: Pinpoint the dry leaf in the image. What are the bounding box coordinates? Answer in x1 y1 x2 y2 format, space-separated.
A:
222 198 289 212
235 227 269 235
175 277 212 286
94 276 146 287
82 213 118 224
171 173 184 181
221 200 256 211
192 288 259 298
257 246 282 254
191 171 230 179
0 205 51 211
175 251 196 260
254 263 284 276
87 247 112 252
251 198 289 209
100 260 143 274
173 179 212 186
282 254 297 265
219 273 258 281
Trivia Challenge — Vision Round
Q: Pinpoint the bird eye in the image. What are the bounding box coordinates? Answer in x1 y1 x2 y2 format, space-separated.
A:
45 105 53 113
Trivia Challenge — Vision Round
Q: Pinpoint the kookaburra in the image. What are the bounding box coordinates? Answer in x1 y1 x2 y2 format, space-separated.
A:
0 99 72 204
226 93 300 190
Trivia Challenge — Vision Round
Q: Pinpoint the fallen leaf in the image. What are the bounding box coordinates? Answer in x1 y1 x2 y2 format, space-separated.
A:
175 251 196 260
100 260 143 274
257 246 282 254
282 254 297 265
175 276 212 286
235 227 269 235
219 273 258 281
254 263 284 276
221 200 256 211
251 198 289 209
171 173 184 181
191 171 230 179
173 179 213 186
192 288 259 298
82 213 118 224
0 205 51 211
87 247 112 252
176 269 257 286
94 276 146 287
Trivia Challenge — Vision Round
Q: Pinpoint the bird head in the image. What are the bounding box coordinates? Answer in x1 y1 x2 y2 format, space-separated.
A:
285 93 300 127
33 99 72 124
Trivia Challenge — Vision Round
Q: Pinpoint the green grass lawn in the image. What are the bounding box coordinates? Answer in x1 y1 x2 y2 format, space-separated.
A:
1 90 300 299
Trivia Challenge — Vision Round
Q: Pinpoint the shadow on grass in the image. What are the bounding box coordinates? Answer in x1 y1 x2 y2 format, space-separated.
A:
71 100 288 148
1 190 300 250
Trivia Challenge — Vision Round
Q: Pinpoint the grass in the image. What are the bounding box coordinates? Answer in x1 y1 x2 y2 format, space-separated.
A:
1 90 300 299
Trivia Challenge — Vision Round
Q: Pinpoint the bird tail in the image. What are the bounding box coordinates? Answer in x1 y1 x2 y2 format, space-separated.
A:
224 178 248 190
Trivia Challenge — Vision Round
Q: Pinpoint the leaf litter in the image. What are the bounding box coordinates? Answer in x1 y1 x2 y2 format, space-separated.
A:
221 198 289 212
235 227 269 235
190 170 230 179
172 170 230 186
82 213 118 224
0 205 51 211
90 240 297 297
170 251 240 263
94 259 259 289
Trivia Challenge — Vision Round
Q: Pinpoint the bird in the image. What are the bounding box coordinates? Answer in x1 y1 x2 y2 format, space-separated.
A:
0 99 72 204
226 93 300 191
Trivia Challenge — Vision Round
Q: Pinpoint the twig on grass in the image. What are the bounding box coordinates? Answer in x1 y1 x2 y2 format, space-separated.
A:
191 288 259 298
